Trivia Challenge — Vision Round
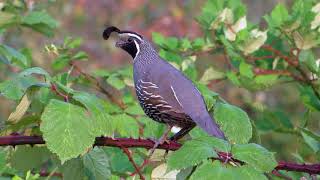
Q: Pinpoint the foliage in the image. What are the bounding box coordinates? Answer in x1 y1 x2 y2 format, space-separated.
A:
0 0 319 179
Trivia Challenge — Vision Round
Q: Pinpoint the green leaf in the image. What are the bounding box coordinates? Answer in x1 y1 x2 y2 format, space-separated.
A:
239 61 254 78
168 136 230 170
191 161 267 180
104 147 143 173
22 11 58 28
190 161 234 180
73 92 114 136
0 76 40 100
232 143 277 172
83 147 111 180
112 114 139 138
0 45 28 68
214 103 252 144
61 157 86 180
10 146 51 172
40 99 95 163
235 166 268 180
107 75 125 90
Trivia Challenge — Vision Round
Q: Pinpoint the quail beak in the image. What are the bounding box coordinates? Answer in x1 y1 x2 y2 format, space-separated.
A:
115 35 132 48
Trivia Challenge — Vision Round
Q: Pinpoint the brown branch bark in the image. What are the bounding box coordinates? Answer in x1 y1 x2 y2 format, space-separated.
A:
0 135 319 175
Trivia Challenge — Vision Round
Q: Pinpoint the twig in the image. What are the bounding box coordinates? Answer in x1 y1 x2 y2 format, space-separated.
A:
271 170 292 180
261 45 298 67
0 135 319 174
120 146 145 180
50 83 69 102
69 61 126 109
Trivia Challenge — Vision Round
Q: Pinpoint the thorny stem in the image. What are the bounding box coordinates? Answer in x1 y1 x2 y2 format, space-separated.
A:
0 135 319 175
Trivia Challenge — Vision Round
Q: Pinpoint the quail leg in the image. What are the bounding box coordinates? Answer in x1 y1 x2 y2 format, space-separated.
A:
148 125 173 158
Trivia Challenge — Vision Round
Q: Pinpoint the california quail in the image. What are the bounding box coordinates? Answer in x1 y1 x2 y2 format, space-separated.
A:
103 26 225 141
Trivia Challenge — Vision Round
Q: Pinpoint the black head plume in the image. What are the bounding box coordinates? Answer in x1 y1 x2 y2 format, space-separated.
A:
103 26 121 40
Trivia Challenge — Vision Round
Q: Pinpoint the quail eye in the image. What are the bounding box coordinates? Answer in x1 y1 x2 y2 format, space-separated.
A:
128 38 133 42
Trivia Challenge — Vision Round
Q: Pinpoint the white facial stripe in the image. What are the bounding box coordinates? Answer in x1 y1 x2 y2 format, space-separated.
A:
133 40 140 59
121 33 142 41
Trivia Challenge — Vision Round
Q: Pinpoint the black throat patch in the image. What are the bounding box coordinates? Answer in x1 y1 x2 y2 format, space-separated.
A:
121 41 138 59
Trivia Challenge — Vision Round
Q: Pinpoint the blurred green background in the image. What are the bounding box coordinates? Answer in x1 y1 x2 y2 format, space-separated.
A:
1 0 318 163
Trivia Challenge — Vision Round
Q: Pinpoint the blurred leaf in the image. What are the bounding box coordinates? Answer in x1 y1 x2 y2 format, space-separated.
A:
52 54 70 71
0 12 17 27
21 11 58 37
107 75 125 90
214 103 252 144
19 67 50 79
64 37 82 49
10 146 51 172
301 129 320 153
239 61 254 78
40 99 95 163
168 136 230 170
299 85 320 111
72 51 88 61
159 49 182 63
254 75 279 88
200 67 225 84
226 72 241 86
293 31 318 50
232 143 277 172
22 11 58 28
83 147 111 180
93 69 110 78
0 45 28 68
264 3 289 28
125 104 144 116
152 32 166 47
180 38 192 51
299 50 318 74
